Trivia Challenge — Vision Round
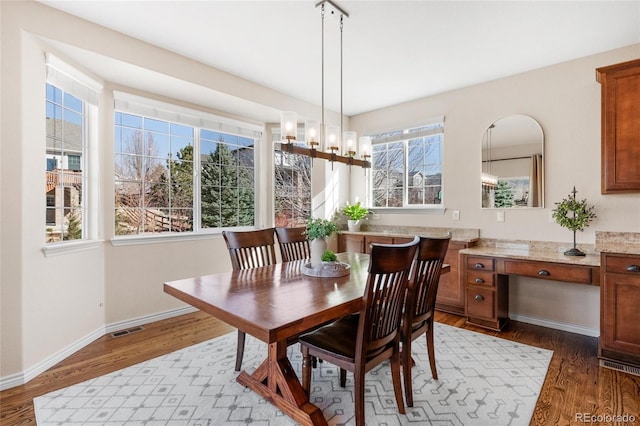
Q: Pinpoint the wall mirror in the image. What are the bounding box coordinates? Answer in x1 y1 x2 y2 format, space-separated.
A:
481 114 544 208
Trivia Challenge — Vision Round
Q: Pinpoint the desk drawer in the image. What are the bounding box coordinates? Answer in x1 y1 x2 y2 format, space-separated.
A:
504 260 593 284
466 270 495 287
467 256 495 272
466 288 495 320
604 254 640 275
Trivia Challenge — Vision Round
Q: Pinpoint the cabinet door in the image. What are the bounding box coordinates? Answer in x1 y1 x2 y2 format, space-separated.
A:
597 59 640 193
466 288 496 321
338 234 365 253
363 236 395 254
602 271 640 356
435 242 467 315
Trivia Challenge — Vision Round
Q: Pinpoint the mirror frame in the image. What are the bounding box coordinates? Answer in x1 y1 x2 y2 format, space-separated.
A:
481 114 544 209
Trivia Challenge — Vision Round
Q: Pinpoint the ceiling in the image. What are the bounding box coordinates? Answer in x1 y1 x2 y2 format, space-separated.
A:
38 1 640 122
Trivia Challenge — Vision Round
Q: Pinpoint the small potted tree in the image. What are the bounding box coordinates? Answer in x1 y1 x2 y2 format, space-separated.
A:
305 217 339 268
341 201 371 232
552 186 596 256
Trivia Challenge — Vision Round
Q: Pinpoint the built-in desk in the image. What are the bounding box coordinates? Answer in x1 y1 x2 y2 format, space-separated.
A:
459 245 600 331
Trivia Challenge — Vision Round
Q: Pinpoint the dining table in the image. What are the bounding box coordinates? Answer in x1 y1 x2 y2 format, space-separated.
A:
164 251 449 426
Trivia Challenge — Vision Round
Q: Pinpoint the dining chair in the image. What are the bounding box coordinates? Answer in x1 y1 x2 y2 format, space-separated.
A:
299 236 419 426
222 227 277 371
275 226 310 262
401 234 451 407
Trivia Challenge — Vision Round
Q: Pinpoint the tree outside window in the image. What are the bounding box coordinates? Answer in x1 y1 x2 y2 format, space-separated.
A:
371 122 443 208
114 111 256 236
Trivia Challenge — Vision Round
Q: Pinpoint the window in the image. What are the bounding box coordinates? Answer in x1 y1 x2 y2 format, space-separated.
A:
273 128 311 227
44 54 101 247
114 93 261 237
45 83 87 243
370 120 444 208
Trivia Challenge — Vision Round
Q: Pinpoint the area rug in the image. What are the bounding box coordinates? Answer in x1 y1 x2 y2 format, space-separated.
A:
34 322 552 425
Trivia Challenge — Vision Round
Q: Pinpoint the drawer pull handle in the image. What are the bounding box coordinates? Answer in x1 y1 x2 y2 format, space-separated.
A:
475 277 485 284
474 263 485 269
538 270 550 276
474 294 484 301
627 264 640 272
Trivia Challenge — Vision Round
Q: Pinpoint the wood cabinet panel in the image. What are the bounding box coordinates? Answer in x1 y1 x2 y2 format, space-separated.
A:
604 255 640 274
503 259 594 284
597 58 640 193
338 234 365 253
462 254 509 330
467 256 495 271
600 253 640 367
435 241 470 315
465 270 495 287
466 288 495 319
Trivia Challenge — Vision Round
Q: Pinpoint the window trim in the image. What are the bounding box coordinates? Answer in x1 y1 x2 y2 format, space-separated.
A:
369 119 445 209
112 92 264 239
44 81 99 246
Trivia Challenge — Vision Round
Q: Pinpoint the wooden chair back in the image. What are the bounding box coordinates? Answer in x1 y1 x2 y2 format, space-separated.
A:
400 234 450 406
222 228 277 270
275 227 310 262
357 236 419 360
406 234 451 327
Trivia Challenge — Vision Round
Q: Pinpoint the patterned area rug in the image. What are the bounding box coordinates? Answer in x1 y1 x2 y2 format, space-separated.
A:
34 322 552 425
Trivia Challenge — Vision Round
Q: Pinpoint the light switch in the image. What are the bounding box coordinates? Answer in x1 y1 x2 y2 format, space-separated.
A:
497 211 505 222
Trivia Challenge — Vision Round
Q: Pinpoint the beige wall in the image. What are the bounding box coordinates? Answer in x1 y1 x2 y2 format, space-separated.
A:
1 0 639 388
350 43 640 334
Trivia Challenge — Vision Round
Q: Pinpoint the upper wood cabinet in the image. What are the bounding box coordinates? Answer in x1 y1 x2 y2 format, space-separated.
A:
596 58 640 193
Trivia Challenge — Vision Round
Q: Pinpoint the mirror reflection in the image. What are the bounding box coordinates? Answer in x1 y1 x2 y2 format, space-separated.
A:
481 114 544 208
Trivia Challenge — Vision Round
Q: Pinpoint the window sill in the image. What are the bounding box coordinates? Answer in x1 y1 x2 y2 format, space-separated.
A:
42 240 104 257
110 231 226 246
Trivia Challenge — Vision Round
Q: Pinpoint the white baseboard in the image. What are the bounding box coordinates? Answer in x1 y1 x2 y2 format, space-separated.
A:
509 313 599 337
104 306 198 335
0 306 198 391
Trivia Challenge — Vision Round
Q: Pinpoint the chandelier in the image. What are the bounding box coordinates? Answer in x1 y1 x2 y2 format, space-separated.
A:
482 123 498 187
279 0 371 169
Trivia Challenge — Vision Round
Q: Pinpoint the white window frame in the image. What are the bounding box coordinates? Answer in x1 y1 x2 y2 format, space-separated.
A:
369 117 445 214
42 54 102 256
112 92 264 244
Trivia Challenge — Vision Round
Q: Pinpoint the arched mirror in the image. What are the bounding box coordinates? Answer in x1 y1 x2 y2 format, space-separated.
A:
481 114 544 208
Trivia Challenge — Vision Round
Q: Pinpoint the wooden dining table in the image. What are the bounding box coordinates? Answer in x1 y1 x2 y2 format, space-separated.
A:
164 252 450 426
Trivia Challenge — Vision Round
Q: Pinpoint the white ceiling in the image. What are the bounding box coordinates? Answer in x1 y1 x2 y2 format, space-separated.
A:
39 1 640 121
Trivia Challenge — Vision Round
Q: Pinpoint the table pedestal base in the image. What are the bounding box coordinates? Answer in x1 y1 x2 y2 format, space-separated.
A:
236 341 328 426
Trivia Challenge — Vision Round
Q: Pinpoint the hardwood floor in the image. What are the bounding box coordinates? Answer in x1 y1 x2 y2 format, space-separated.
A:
1 311 638 425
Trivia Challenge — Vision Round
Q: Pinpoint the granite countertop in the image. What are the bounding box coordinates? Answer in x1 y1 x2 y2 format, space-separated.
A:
596 231 640 255
340 226 479 243
458 238 601 266
459 246 601 266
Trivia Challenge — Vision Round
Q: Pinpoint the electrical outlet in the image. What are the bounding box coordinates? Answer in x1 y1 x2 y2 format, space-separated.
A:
371 213 380 220
452 210 460 221
497 211 505 222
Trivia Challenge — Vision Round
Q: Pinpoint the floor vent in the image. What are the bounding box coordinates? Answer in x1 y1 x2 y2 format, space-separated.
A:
110 326 144 338
600 359 640 377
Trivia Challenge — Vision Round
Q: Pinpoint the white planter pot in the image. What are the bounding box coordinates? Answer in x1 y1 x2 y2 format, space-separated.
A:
310 238 327 268
347 219 361 232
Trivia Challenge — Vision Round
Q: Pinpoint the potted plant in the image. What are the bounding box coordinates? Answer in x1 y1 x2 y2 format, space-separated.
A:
321 249 337 262
305 217 339 268
552 186 596 256
341 201 370 232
